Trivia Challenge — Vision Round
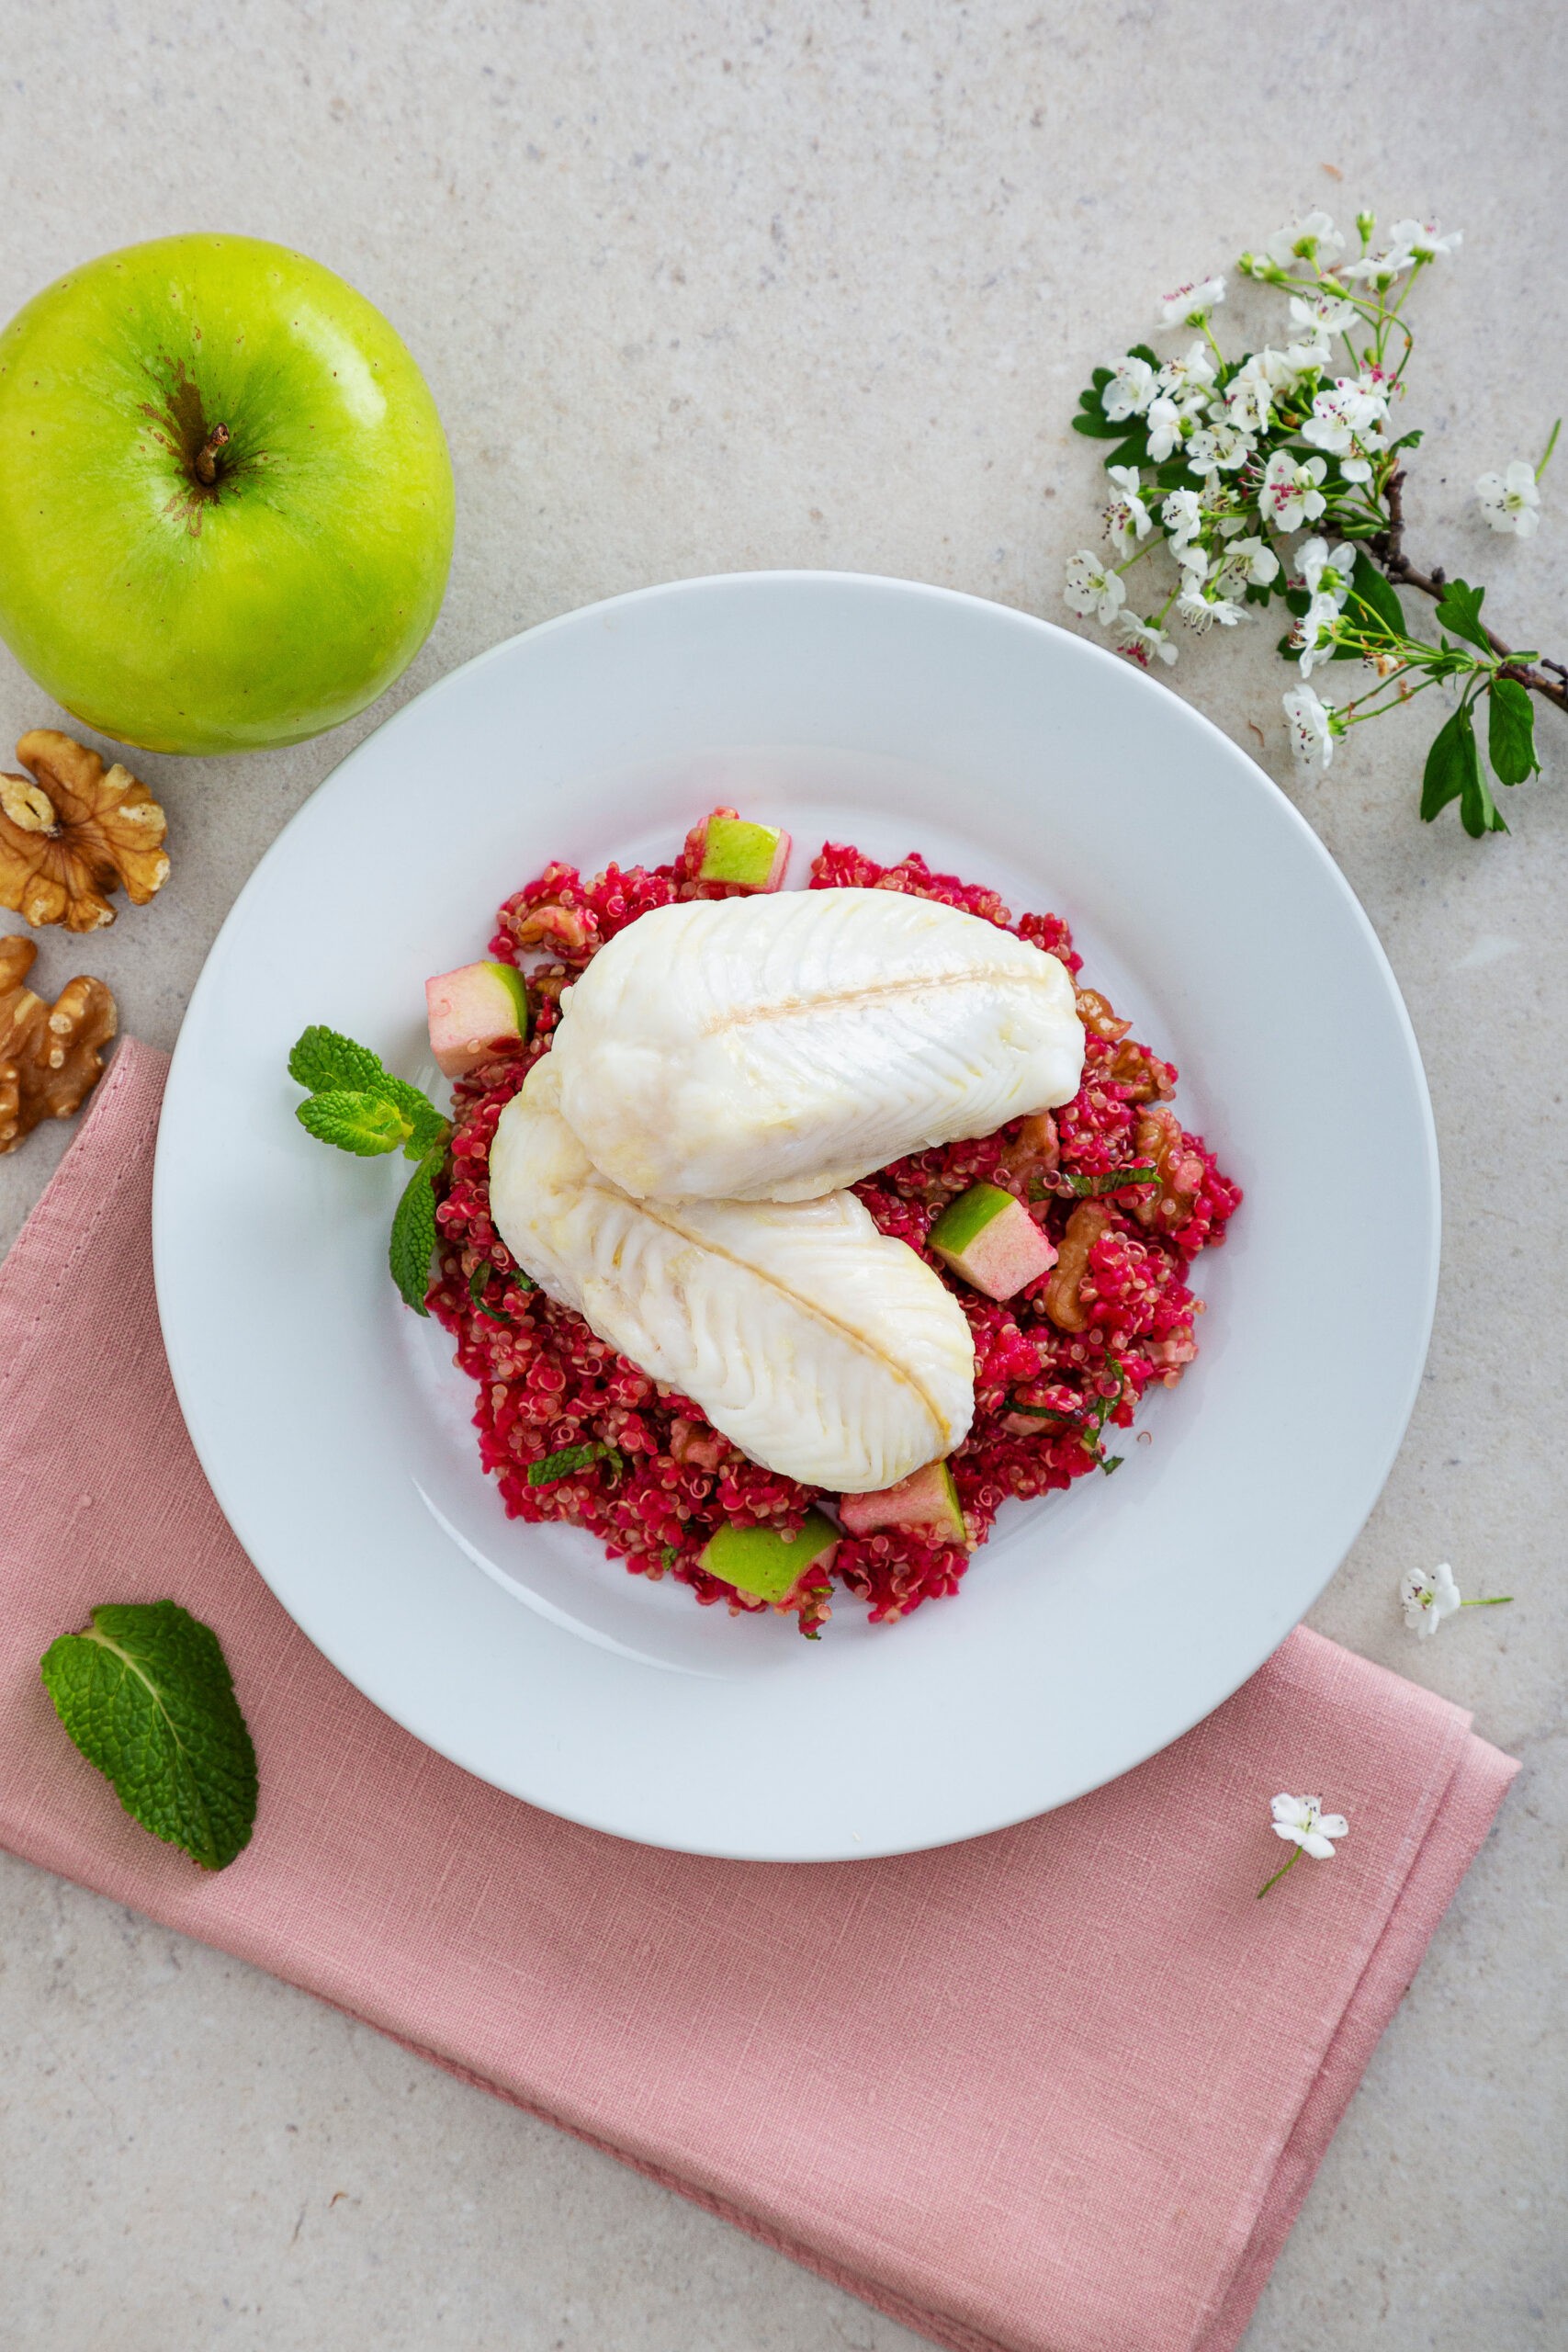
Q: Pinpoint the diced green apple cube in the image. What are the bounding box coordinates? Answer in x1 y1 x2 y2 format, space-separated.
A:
837 1460 966 1544
929 1181 1057 1301
699 1510 840 1604
695 809 791 891
425 960 530 1079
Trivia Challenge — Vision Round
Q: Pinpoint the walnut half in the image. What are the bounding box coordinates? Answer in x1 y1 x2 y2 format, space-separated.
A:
0 729 170 933
0 934 118 1152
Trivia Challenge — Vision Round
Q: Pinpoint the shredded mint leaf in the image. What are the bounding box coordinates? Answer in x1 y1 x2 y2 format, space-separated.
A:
297 1089 411 1156
1486 676 1540 786
1062 1163 1158 1197
527 1441 623 1486
40 1602 257 1871
389 1148 443 1314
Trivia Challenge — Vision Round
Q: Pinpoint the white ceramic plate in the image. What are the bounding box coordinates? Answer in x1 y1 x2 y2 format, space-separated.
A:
154 573 1438 1860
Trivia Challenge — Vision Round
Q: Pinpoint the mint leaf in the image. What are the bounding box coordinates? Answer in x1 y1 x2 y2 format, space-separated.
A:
297 1089 411 1156
1062 1162 1158 1197
527 1441 623 1486
389 1148 443 1313
1434 578 1491 653
40 1602 257 1871
1486 677 1540 786
288 1026 447 1157
288 1024 387 1094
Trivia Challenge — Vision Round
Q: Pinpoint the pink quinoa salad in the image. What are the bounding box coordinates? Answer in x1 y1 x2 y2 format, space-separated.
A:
428 822 1241 1636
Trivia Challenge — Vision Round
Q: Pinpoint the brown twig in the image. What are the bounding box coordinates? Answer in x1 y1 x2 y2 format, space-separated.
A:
1370 469 1568 716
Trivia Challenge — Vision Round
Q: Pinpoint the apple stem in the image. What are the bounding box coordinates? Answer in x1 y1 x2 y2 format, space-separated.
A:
194 422 231 486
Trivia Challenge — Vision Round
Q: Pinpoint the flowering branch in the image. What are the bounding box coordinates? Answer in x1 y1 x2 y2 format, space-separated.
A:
1066 209 1562 840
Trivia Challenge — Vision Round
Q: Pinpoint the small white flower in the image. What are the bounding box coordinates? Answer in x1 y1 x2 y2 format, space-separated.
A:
1290 289 1358 335
1300 379 1387 463
1104 463 1154 553
1144 395 1184 463
1177 579 1247 632
1156 340 1218 407
1387 217 1461 264
1174 538 1211 575
1101 355 1157 424
1292 599 1342 678
1211 534 1280 601
1224 359 1274 435
1270 1792 1349 1859
1475 460 1542 538
1117 613 1179 668
1156 274 1226 327
1296 537 1355 608
1161 486 1204 547
1186 416 1256 473
1400 1560 1462 1638
1282 684 1337 768
1063 548 1128 625
1261 449 1328 530
1263 211 1347 270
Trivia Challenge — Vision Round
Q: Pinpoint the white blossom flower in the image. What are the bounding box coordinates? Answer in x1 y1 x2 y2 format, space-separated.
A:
1261 449 1328 530
1296 537 1355 608
1156 275 1225 327
1161 486 1204 546
1104 463 1154 552
1156 340 1218 407
1186 416 1255 473
1144 395 1184 463
1282 683 1337 767
1263 211 1347 270
1292 601 1342 678
1290 289 1358 336
1063 548 1128 625
1270 1792 1349 1859
1212 535 1280 600
1300 379 1388 466
1475 460 1542 538
1117 613 1179 668
1101 355 1157 423
1174 538 1212 575
1387 218 1461 264
1177 578 1247 631
1224 359 1275 435
1400 1559 1462 1638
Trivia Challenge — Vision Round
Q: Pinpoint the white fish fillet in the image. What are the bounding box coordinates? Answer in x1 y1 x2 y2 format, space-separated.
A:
489 1058 976 1491
548 886 1085 1201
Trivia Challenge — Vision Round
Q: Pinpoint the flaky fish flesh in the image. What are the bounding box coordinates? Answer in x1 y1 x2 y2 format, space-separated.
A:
548 886 1084 1201
488 1057 976 1490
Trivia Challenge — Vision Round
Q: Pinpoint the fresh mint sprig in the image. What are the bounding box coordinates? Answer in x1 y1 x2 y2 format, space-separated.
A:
527 1441 624 1486
40 1601 257 1871
287 1024 451 1313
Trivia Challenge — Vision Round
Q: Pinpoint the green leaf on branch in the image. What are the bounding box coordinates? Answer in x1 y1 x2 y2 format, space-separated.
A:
1422 702 1506 837
389 1148 444 1314
40 1602 257 1871
1348 550 1406 643
1433 578 1491 653
1486 677 1540 786
297 1089 411 1156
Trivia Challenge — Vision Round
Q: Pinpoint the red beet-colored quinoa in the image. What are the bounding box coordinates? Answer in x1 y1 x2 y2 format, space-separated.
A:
429 818 1241 1636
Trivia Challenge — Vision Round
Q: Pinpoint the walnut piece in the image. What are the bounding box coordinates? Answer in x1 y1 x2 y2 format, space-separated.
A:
0 934 118 1152
1043 1201 1111 1333
0 729 170 933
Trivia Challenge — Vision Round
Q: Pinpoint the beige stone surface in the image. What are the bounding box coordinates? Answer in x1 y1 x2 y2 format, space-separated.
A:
1 4 1564 2346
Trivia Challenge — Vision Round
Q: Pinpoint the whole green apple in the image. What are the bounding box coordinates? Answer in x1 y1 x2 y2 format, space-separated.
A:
0 234 455 754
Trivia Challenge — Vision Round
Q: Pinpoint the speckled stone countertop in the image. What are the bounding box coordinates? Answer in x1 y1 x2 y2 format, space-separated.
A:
1 6 1563 2347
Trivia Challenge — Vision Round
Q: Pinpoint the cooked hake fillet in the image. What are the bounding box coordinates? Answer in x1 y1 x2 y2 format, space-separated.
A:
489 1059 976 1491
548 886 1085 1202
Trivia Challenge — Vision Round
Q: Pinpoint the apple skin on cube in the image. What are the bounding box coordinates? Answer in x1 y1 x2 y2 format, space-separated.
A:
837 1460 966 1544
695 809 791 892
425 961 530 1079
699 1510 840 1604
929 1181 1057 1301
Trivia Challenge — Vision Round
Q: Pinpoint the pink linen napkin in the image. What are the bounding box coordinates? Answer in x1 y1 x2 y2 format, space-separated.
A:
0 1039 1516 2352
